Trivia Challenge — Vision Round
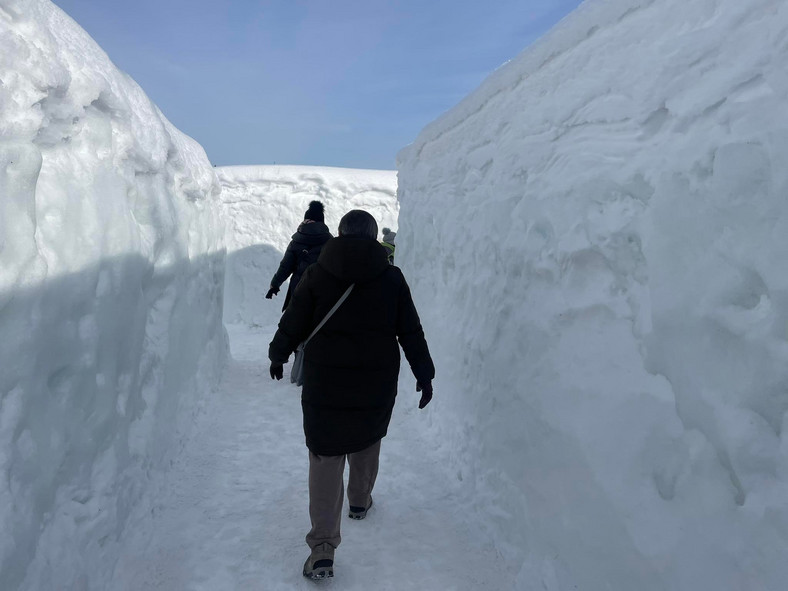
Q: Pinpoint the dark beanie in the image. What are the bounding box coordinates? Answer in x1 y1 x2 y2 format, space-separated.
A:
304 200 324 222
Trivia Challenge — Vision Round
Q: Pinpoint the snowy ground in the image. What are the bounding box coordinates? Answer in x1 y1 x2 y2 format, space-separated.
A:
111 323 507 590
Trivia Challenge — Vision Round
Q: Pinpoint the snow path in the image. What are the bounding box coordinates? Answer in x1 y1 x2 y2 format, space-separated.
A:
111 323 508 590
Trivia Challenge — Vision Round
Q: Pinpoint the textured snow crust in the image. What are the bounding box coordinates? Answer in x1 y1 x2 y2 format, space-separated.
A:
0 1 227 588
398 0 788 588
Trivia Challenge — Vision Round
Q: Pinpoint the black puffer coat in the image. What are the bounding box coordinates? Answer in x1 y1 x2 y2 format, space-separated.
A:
269 236 435 456
270 220 332 311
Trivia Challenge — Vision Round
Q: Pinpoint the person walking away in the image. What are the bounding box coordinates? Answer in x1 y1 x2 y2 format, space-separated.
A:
266 200 332 311
381 227 396 264
268 210 435 580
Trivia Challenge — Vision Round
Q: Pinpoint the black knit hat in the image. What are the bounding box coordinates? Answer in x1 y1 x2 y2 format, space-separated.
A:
304 200 324 222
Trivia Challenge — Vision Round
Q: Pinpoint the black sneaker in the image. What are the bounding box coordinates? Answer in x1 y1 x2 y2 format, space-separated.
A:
303 542 334 580
348 497 373 520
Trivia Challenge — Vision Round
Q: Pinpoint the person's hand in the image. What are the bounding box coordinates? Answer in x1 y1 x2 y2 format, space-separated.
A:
270 362 284 380
265 287 279 299
416 381 433 409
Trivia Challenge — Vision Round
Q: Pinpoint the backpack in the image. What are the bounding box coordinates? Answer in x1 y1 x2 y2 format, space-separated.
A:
297 243 323 274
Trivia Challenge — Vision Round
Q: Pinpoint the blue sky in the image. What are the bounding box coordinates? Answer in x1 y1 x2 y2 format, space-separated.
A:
53 0 583 170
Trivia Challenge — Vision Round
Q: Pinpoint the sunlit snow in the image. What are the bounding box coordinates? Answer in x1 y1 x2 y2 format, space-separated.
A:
2 0 788 589
398 0 788 588
0 1 226 588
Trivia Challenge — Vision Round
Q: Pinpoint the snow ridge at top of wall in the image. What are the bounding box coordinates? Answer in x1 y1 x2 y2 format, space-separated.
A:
398 0 657 163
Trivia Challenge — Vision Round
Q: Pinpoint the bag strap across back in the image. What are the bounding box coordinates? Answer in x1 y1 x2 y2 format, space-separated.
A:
302 284 354 347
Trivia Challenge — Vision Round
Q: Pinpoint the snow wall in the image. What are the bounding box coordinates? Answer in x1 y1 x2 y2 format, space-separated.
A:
217 165 398 329
397 0 788 589
0 1 227 589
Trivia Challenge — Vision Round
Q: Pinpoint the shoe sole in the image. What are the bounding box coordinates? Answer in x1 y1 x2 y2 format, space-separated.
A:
348 499 373 520
304 567 334 580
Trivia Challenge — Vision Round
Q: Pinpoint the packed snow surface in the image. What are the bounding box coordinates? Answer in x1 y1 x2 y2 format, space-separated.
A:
217 164 397 327
0 1 226 589
110 324 508 590
398 0 788 588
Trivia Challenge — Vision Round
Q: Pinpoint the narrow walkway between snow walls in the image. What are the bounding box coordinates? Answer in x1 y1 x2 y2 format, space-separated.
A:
110 323 509 590
396 0 788 589
0 1 227 589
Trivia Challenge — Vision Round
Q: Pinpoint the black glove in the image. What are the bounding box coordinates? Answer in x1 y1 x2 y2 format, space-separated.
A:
416 381 433 409
265 287 279 299
270 362 283 380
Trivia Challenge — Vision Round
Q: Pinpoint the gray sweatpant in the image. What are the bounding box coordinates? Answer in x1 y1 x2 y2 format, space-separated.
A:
306 439 381 550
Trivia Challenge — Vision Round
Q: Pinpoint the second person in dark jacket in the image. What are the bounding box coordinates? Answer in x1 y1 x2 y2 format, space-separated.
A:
266 200 332 311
